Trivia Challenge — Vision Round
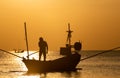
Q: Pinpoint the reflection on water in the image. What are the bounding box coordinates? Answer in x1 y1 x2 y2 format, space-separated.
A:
0 50 120 78
20 75 40 78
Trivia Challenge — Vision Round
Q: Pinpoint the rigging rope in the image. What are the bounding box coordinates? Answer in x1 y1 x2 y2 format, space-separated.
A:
26 51 38 57
80 47 120 61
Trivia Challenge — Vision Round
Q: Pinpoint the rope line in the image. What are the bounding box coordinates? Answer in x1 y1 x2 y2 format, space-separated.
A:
80 47 120 61
26 51 38 57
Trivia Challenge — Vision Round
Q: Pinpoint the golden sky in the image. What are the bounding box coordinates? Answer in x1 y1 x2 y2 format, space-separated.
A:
0 0 120 51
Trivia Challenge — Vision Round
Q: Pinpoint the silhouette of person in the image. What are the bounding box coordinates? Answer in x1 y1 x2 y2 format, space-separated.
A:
38 37 48 61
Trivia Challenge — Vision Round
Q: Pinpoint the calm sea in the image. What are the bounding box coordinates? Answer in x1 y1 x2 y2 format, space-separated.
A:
0 50 120 78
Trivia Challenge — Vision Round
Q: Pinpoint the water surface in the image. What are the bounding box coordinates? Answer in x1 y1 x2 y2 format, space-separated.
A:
0 50 120 78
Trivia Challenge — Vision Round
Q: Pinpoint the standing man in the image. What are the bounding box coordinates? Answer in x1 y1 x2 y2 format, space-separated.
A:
38 37 48 61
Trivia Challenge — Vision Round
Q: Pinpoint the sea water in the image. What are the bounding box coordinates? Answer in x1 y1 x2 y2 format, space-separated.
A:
0 50 120 78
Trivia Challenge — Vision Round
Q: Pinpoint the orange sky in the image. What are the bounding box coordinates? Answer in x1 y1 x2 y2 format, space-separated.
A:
0 0 120 51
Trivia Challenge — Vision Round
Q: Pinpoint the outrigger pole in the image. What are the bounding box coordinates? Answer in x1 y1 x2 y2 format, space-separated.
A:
0 49 23 59
24 22 29 60
81 47 120 61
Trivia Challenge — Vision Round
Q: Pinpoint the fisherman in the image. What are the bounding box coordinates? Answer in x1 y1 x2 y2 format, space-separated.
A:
38 37 48 61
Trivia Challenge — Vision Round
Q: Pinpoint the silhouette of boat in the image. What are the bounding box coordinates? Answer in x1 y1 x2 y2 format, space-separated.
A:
22 53 81 73
22 22 82 72
14 49 24 53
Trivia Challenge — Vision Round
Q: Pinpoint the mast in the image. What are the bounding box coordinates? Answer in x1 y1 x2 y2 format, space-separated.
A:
24 22 29 59
66 23 73 46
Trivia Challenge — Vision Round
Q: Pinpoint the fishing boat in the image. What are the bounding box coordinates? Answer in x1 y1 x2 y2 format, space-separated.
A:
23 40 82 73
14 49 24 53
22 22 82 73
23 52 81 72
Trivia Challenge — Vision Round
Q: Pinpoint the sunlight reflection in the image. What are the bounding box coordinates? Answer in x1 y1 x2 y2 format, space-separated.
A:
23 51 39 60
20 75 40 78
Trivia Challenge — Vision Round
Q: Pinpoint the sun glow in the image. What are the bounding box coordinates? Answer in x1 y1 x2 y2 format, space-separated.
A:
21 76 40 78
0 0 120 50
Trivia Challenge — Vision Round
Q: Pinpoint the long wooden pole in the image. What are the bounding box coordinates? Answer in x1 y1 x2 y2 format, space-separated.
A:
80 47 120 61
24 22 29 59
0 49 23 59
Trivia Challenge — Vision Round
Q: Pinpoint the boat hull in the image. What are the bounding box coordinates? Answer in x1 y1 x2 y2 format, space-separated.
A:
22 53 81 73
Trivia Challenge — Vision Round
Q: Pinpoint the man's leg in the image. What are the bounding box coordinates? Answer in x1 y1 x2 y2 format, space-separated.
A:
39 51 42 61
43 52 46 61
